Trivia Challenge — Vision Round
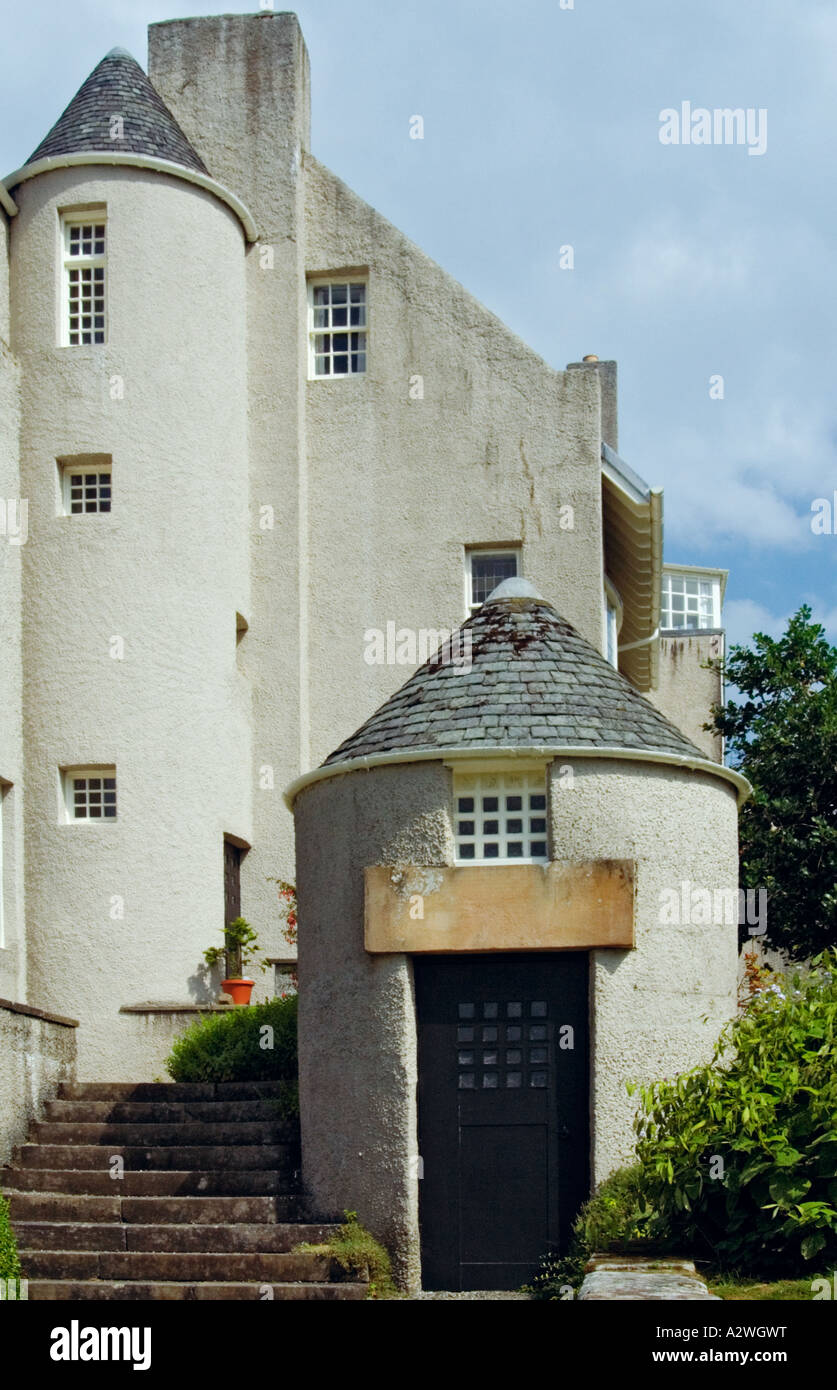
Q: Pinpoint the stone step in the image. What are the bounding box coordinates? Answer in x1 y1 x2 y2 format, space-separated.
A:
20 1250 344 1282
6 1193 295 1224
27 1280 369 1302
3 1168 299 1197
16 1222 337 1253
57 1082 289 1102
31 1121 295 1146
12 1144 295 1171
44 1099 284 1124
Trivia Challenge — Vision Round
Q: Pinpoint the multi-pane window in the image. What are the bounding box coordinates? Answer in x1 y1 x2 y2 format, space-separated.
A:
455 772 548 863
309 281 367 376
468 550 519 614
63 465 111 515
457 998 551 1090
661 574 718 630
62 216 106 346
64 769 117 822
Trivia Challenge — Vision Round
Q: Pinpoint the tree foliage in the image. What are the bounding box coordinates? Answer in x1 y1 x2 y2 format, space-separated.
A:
710 605 837 959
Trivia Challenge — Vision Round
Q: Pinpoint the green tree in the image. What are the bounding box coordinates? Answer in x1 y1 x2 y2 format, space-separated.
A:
710 605 837 959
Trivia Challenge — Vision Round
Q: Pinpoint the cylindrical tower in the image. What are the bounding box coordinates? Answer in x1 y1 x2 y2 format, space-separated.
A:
6 49 254 1077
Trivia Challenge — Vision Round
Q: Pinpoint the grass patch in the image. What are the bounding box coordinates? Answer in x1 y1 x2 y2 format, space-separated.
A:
709 1276 817 1300
295 1210 399 1300
0 1193 21 1282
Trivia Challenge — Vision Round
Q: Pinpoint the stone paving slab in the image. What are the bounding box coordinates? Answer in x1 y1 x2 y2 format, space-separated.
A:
579 1254 720 1300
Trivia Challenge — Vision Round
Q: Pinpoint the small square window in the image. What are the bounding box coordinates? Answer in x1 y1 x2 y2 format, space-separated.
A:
61 460 112 516
468 549 519 613
63 767 117 822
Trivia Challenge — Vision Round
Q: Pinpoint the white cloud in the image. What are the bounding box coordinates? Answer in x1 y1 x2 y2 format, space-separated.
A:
723 597 837 651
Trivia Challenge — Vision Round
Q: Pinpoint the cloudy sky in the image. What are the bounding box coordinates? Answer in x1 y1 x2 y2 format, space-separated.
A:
3 0 835 651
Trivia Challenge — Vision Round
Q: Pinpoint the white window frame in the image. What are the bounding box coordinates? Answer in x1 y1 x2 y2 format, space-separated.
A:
61 767 117 824
307 277 368 378
59 458 112 516
453 769 549 865
466 547 521 616
603 576 623 668
60 211 107 347
661 570 722 631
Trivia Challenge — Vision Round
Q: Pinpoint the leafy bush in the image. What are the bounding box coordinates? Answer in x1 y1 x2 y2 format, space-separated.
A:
165 996 298 1090
296 1210 398 1300
0 1193 21 1282
524 1165 666 1298
576 1162 664 1253
631 953 837 1275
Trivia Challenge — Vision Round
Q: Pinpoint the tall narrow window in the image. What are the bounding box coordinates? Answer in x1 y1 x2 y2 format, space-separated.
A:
309 280 367 376
467 549 519 615
62 214 106 345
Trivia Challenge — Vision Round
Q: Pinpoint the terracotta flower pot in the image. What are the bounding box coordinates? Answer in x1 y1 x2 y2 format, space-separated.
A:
221 977 255 1006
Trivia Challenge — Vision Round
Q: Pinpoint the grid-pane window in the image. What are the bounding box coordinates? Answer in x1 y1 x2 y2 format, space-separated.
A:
65 770 117 822
63 217 106 346
661 575 716 630
310 282 367 376
469 551 519 613
64 467 111 514
455 772 548 863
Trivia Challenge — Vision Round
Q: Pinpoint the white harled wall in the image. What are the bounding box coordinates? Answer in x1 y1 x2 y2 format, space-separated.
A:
9 167 249 1077
0 208 25 1003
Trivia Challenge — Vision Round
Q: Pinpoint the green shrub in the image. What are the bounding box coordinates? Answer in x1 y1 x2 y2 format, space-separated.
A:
296 1210 398 1300
577 1162 665 1252
524 1164 666 1299
631 952 837 1276
165 996 298 1090
0 1194 21 1282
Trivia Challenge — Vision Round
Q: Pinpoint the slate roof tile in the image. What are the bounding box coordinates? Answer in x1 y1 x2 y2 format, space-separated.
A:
323 594 706 767
27 48 208 174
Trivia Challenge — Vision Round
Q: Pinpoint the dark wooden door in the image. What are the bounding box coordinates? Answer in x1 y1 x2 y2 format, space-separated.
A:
224 839 242 925
415 953 589 1291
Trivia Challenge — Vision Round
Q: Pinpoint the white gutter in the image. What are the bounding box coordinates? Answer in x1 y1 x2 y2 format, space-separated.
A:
2 153 258 242
620 627 660 652
0 183 17 216
284 744 751 809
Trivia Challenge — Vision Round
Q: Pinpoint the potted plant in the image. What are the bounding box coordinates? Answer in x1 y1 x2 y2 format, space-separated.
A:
203 916 264 1005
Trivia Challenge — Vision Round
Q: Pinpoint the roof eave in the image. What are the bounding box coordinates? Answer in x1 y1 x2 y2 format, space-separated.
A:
3 152 258 242
601 443 663 691
284 744 750 810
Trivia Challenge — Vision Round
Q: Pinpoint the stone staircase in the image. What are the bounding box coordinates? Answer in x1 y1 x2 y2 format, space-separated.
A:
2 1081 368 1300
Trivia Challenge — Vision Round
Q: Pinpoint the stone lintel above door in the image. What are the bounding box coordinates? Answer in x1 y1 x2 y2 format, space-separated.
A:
364 861 635 954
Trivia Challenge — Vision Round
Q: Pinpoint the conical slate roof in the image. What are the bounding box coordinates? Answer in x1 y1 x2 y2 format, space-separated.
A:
324 583 706 767
26 48 208 174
